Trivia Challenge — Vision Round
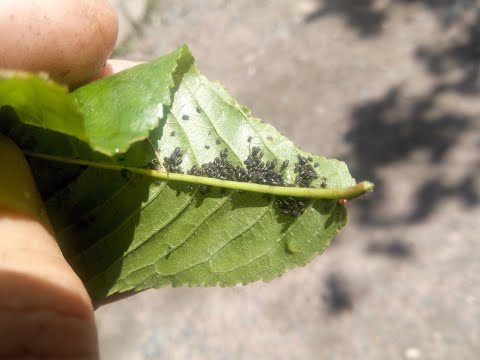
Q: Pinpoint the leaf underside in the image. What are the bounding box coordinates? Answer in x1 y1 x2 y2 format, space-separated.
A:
0 46 357 300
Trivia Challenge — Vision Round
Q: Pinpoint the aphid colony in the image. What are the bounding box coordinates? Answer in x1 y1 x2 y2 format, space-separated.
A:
275 154 319 217
163 147 184 173
157 144 328 217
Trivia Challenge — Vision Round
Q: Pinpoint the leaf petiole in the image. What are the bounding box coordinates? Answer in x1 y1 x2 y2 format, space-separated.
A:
24 151 373 200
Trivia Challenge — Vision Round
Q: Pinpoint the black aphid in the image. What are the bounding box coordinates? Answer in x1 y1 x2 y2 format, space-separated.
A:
244 147 286 186
216 139 221 145
321 176 328 188
182 114 190 120
120 168 131 180
275 196 309 217
170 131 176 137
147 158 160 170
294 155 318 188
280 160 289 172
199 185 210 195
196 107 202 113
247 136 252 143
307 156 313 162
314 162 319 168
267 136 273 141
205 145 210 150
163 147 184 173
187 164 198 175
187 148 248 182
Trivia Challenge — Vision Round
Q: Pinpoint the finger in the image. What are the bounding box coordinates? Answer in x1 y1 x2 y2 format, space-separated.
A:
92 59 145 80
0 135 98 359
0 0 118 88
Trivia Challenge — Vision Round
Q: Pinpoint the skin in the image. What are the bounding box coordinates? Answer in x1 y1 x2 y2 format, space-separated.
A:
0 1 139 358
0 0 118 87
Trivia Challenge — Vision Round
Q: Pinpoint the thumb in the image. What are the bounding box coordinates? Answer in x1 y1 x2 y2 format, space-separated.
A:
0 135 99 359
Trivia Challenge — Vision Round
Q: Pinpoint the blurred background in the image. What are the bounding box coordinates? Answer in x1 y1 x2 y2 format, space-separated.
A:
97 1 480 359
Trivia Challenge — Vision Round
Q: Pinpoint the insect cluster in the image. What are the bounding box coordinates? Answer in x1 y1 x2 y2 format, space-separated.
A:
274 155 320 217
159 142 329 216
163 147 184 173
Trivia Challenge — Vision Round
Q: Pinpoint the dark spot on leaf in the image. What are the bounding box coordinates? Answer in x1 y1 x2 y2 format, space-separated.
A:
247 136 252 142
267 136 273 141
170 131 176 137
204 145 210 150
216 139 221 145
182 114 190 120
196 107 202 113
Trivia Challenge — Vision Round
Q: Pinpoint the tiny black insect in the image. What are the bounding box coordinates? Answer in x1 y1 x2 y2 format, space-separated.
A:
267 136 273 141
163 147 184 173
247 136 252 143
196 107 202 113
314 162 319 168
170 131 176 137
220 148 228 159
280 160 289 172
205 145 210 150
120 168 131 180
147 158 160 170
321 181 327 188
182 114 190 120
216 139 221 145
307 156 313 162
199 185 210 195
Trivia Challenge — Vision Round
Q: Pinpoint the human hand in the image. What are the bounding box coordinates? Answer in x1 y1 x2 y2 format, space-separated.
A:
0 1 138 358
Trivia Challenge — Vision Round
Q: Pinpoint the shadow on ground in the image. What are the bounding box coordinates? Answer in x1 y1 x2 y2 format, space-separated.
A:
344 7 480 226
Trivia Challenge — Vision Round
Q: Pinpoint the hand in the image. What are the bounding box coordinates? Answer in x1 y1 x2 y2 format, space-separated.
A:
0 1 136 358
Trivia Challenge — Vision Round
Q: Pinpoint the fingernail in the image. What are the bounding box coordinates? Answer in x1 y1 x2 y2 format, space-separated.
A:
0 135 50 227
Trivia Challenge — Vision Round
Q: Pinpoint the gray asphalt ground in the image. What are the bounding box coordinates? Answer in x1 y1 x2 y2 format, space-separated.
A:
97 1 480 359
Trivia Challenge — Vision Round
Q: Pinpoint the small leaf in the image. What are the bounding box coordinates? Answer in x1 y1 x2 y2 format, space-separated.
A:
72 45 194 155
0 72 86 141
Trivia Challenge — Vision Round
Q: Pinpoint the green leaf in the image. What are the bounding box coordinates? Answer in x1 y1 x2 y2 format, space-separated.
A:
73 44 194 155
0 46 372 300
0 72 86 141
